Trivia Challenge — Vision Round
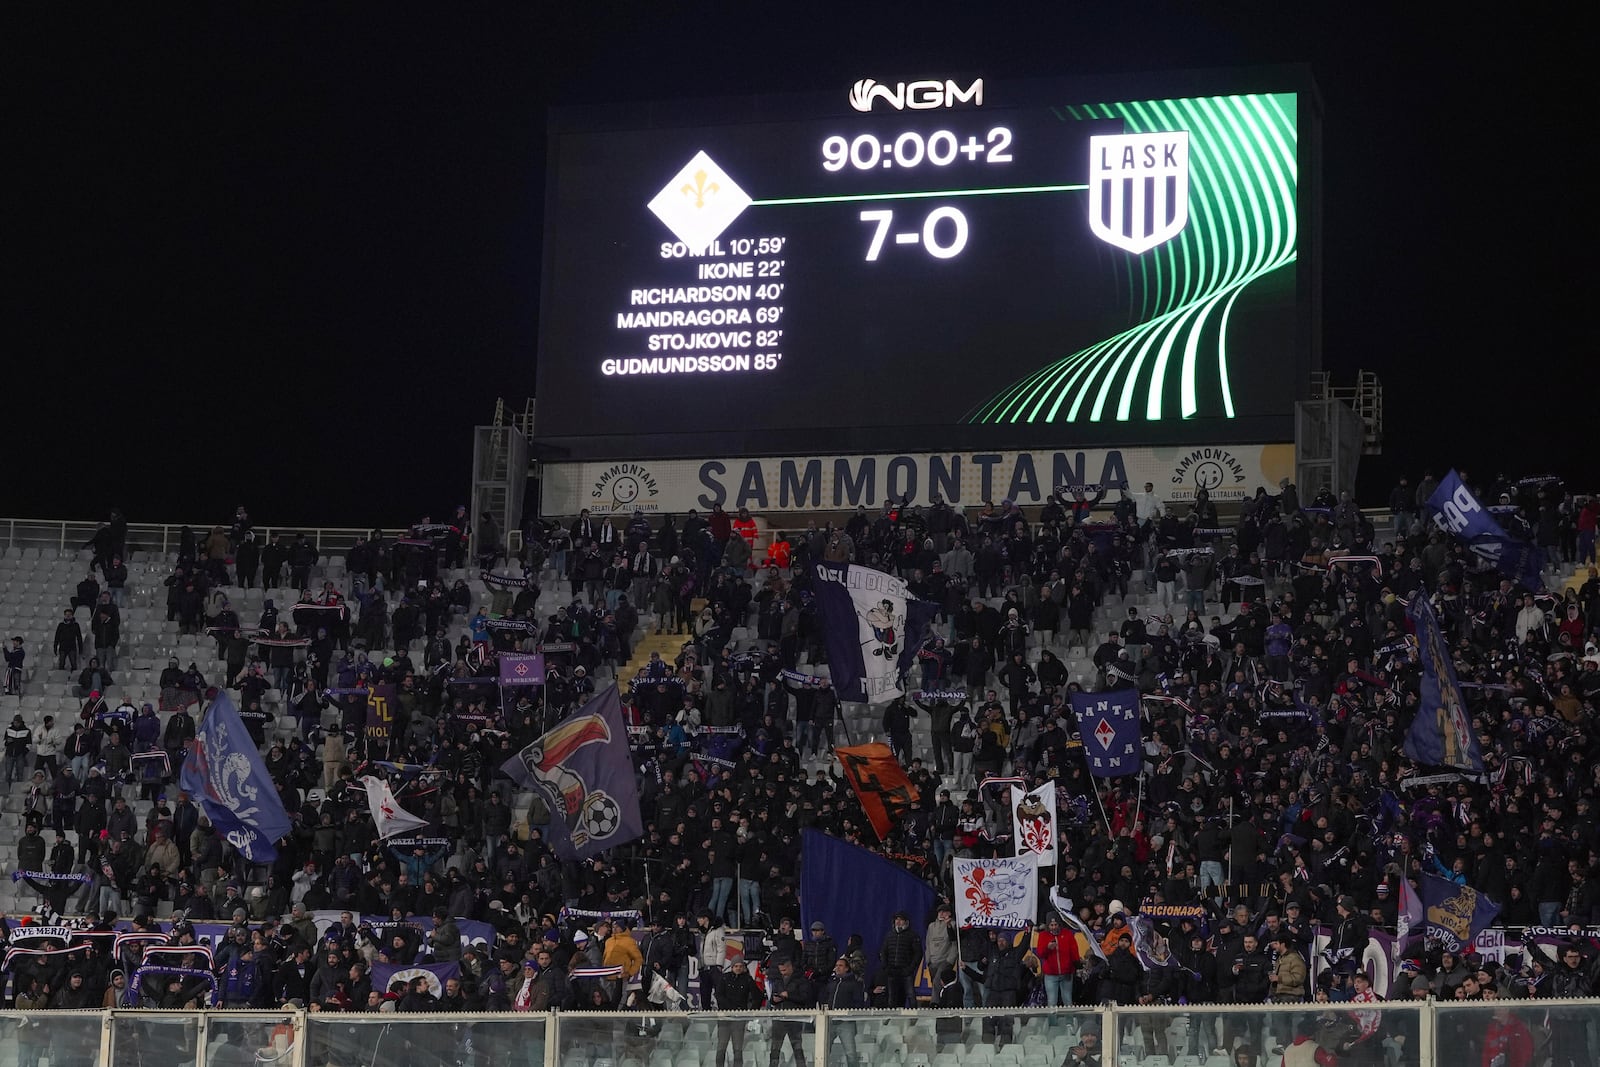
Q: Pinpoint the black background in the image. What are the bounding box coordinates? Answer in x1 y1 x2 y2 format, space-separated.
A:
6 5 1592 526
537 88 1303 457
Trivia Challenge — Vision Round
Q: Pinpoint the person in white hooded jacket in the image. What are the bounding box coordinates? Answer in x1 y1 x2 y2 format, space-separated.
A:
695 910 726 1009
1515 595 1546 645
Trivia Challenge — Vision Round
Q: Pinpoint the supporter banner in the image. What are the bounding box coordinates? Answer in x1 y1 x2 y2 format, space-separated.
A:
1404 594 1484 773
1127 913 1180 970
133 965 218 1006
1420 872 1500 953
365 684 397 746
371 961 460 998
914 689 969 703
360 775 430 840
953 857 1037 930
1310 926 1403 999
480 570 532 590
384 837 451 850
501 686 643 861
4 923 80 943
1070 691 1142 777
1009 785 1057 868
799 829 936 981
813 562 937 705
485 617 539 634
180 691 291 863
9 872 91 886
499 653 545 687
835 742 918 841
542 444 1294 515
1428 469 1545 590
559 907 644 926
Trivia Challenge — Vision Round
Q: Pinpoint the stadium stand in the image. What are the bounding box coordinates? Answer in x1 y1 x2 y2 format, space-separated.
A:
0 478 1597 1067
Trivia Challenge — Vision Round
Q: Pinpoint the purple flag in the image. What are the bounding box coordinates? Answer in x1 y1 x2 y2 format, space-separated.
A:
371 960 460 998
500 686 642 861
1070 690 1143 777
499 652 545 687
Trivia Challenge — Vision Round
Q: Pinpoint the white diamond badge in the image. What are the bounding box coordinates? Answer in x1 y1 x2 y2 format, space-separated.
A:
647 150 752 254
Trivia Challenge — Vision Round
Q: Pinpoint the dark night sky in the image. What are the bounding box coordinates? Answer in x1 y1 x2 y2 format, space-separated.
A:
8 5 1590 527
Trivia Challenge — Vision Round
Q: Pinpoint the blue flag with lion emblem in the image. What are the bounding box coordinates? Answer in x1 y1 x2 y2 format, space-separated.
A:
181 691 291 863
1419 871 1499 952
500 686 642 862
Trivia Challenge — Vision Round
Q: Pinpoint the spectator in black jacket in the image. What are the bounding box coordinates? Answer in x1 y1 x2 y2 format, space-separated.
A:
984 929 1032 1047
712 957 761 1066
767 958 813 1066
54 609 83 671
877 911 922 1008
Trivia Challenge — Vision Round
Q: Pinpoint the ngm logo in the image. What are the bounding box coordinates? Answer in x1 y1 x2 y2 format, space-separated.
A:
849 78 984 112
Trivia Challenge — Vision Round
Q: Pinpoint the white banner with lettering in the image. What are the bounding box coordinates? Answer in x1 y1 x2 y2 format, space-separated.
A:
543 444 1294 516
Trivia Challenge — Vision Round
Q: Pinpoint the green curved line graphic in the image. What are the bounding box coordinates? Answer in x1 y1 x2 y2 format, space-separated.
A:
965 92 1297 427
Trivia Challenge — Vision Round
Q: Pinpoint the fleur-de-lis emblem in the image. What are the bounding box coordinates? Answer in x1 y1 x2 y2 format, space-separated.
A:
680 169 719 208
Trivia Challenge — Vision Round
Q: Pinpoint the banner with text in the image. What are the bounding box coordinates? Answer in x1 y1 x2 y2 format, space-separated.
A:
544 444 1296 516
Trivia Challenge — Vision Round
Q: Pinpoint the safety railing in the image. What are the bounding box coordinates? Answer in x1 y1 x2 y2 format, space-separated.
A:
0 519 410 558
3 999 1597 1067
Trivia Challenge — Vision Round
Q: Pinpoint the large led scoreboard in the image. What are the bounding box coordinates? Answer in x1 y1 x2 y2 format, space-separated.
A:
535 68 1320 462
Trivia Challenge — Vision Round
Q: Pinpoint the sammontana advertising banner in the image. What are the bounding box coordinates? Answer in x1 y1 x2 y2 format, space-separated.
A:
544 444 1294 516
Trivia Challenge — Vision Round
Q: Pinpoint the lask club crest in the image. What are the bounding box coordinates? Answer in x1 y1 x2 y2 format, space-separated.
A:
1088 131 1190 254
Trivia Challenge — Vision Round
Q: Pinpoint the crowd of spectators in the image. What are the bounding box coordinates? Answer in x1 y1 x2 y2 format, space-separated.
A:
2 475 1598 1042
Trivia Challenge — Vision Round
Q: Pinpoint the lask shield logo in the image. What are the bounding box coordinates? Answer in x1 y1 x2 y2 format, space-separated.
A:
1088 132 1190 254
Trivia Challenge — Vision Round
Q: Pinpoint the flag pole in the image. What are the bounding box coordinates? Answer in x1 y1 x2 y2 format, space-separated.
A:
1132 762 1145 836
1091 783 1115 840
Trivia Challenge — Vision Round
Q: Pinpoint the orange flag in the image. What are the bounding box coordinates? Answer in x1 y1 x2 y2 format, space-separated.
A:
836 743 919 840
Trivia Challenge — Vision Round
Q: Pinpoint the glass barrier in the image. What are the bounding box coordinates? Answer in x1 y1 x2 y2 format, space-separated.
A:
0 1010 103 1067
303 1012 548 1067
206 1011 300 1065
1111 1002 1424 1067
22 1000 1600 1066
1435 1000 1600 1067
828 1008 1104 1066
554 1010 812 1067
109 1010 201 1066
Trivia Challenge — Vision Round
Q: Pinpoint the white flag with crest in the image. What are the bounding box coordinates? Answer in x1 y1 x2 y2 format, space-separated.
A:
360 775 430 840
1010 784 1058 867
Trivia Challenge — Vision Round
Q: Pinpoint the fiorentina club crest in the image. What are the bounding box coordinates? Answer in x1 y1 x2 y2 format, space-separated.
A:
1093 718 1117 749
1015 791 1052 855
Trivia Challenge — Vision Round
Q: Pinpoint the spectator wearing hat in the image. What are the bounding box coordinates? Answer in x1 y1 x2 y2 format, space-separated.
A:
925 905 958 990
1032 912 1081 1007
1268 933 1307 1002
801 920 837 980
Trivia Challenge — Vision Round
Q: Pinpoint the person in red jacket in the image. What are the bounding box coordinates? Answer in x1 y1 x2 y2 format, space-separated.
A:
1030 913 1081 1006
708 505 733 554
1577 497 1597 565
1478 1007 1533 1067
731 508 759 562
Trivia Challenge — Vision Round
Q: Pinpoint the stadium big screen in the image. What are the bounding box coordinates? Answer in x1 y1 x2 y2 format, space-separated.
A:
536 68 1320 461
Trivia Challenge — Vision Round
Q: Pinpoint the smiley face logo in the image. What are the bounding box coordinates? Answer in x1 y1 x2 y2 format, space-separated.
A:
611 476 641 506
1192 461 1224 492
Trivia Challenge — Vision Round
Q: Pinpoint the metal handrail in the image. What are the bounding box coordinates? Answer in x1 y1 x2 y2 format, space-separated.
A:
0 518 411 557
